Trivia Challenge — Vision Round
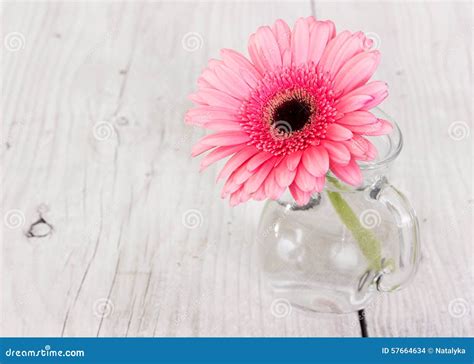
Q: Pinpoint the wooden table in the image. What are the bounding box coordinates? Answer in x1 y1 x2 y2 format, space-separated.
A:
2 0 472 337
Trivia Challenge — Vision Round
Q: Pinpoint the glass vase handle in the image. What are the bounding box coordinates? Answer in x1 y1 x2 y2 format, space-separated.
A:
373 179 421 292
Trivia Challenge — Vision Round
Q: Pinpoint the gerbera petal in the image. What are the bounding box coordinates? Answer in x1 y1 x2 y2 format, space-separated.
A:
239 190 252 204
246 151 274 171
229 187 244 206
328 33 366 75
185 107 238 125
326 123 353 141
314 176 326 192
344 79 387 97
306 16 317 30
255 26 282 69
188 92 208 106
243 158 277 194
330 158 363 186
355 32 375 51
251 184 267 201
336 94 374 113
342 123 378 134
199 68 228 95
275 158 297 187
248 33 267 74
199 131 250 146
217 146 259 181
286 150 303 170
333 51 380 94
343 118 393 135
200 145 243 171
207 59 221 70
238 68 260 89
264 170 285 200
222 169 244 196
319 30 351 73
341 135 375 161
220 48 262 79
214 65 252 100
291 17 310 66
365 137 378 160
351 81 389 110
220 49 262 89
191 142 215 157
289 183 311 206
272 19 291 55
302 146 329 177
362 119 393 135
295 164 317 192
362 92 388 110
197 74 213 89
322 140 351 165
308 21 332 66
230 161 254 185
202 120 241 131
197 88 243 109
282 48 292 67
326 20 336 39
337 110 377 126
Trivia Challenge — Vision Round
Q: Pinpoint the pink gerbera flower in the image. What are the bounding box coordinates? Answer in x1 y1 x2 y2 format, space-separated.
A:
186 17 392 206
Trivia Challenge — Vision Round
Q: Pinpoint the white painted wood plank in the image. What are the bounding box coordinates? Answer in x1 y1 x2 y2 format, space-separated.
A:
314 0 473 336
1 1 361 337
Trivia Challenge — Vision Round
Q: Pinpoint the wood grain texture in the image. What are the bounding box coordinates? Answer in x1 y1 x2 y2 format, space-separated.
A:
1 0 472 337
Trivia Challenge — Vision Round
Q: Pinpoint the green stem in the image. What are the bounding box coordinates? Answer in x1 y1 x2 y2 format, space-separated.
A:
326 177 382 271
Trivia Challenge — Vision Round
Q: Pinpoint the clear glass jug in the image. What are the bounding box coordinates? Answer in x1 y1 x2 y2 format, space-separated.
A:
257 110 420 313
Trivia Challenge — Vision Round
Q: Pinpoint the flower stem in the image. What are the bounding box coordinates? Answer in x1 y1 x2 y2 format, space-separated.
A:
326 178 382 271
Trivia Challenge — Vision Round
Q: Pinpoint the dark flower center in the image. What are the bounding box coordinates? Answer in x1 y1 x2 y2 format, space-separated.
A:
272 99 313 133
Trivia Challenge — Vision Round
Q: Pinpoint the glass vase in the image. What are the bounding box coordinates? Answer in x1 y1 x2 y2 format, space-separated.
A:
256 110 420 313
